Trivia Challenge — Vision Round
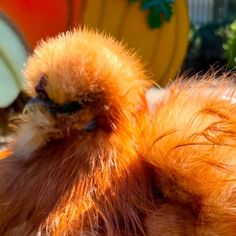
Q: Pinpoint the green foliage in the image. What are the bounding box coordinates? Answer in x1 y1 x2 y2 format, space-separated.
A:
224 20 236 68
129 0 175 28
183 22 230 74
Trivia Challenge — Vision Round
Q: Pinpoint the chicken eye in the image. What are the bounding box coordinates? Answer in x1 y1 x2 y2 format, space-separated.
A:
35 74 48 99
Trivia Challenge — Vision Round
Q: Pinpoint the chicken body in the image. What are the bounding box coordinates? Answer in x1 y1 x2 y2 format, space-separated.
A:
0 30 236 235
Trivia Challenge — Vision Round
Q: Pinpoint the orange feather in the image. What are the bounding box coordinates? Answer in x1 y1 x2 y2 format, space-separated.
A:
0 149 12 160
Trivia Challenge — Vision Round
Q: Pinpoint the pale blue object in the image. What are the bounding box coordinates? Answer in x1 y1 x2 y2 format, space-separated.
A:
0 17 28 108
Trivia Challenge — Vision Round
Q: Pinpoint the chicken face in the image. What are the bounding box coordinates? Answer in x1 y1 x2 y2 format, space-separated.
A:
0 29 153 235
23 29 150 135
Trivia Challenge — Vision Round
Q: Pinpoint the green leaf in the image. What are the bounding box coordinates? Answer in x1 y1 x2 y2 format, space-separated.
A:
159 2 173 21
129 0 175 28
142 0 161 10
142 0 175 28
148 7 162 28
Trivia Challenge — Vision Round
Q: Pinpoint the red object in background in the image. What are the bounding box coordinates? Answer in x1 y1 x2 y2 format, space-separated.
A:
0 0 81 50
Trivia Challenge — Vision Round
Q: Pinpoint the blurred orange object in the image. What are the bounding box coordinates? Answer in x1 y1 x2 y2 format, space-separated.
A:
0 0 81 50
0 148 12 160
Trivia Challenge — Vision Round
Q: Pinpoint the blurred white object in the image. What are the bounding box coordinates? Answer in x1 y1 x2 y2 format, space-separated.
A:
146 87 166 110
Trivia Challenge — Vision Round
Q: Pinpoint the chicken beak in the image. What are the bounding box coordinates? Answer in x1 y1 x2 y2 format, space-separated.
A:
23 96 49 114
23 96 65 114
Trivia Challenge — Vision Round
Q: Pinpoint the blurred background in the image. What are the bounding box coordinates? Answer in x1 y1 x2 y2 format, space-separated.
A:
185 0 236 74
0 0 235 136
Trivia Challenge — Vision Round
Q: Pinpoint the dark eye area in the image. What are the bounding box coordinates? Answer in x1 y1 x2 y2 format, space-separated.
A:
53 101 83 114
35 75 48 99
33 74 83 114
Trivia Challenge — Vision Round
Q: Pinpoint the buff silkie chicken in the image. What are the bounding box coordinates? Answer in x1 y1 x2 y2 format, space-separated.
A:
0 29 236 236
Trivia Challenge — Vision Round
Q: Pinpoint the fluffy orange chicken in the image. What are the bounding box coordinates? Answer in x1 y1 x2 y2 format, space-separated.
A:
0 29 236 235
